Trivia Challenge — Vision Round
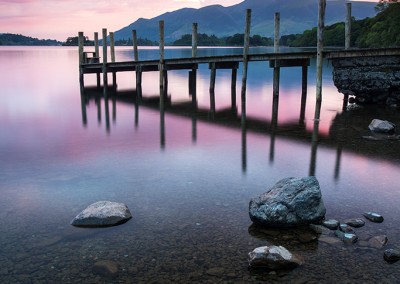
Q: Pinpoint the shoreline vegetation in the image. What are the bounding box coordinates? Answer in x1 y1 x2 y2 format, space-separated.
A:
1 3 398 48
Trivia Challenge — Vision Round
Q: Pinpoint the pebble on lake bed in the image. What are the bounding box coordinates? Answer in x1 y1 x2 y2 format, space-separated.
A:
363 212 384 223
345 218 365 228
384 249 400 263
248 245 303 270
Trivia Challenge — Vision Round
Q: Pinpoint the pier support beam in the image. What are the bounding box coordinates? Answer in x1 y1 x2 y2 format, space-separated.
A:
78 32 84 87
94 32 101 88
315 0 326 120
190 23 198 105
273 12 280 98
300 65 308 123
110 32 116 87
345 2 352 50
102 28 108 99
132 30 139 61
241 9 251 125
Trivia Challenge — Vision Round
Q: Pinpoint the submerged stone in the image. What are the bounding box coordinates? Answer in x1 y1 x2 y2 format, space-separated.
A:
368 119 395 133
248 245 303 270
71 201 132 227
93 260 119 278
339 224 355 233
384 249 400 263
368 235 388 249
335 230 358 244
322 219 339 230
363 212 384 223
309 224 331 235
345 218 365 228
249 177 326 227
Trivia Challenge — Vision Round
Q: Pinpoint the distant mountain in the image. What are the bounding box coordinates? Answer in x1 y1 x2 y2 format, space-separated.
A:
114 0 377 42
0 33 61 46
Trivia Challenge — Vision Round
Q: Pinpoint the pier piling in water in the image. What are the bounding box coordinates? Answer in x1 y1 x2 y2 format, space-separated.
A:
132 30 139 61
94 32 101 87
241 9 251 125
315 0 326 120
345 2 352 50
102 28 108 99
273 12 281 98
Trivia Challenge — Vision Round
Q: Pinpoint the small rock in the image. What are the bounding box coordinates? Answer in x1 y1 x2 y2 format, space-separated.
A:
298 233 317 243
384 249 400 263
93 260 118 278
363 212 384 223
345 218 365 228
339 224 354 233
319 236 342 245
71 201 132 227
368 119 395 133
322 219 339 230
309 224 331 235
368 235 388 249
248 245 303 270
335 230 358 244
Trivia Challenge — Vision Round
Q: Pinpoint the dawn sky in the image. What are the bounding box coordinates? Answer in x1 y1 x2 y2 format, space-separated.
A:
0 0 378 41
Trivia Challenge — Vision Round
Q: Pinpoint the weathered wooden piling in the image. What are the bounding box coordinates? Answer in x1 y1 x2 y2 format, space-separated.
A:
300 65 308 123
78 32 84 86
159 20 166 108
231 68 237 111
94 32 101 87
273 12 281 97
102 28 108 99
190 23 198 104
315 0 326 120
132 30 139 61
110 32 117 86
241 9 251 125
209 62 216 94
345 2 352 50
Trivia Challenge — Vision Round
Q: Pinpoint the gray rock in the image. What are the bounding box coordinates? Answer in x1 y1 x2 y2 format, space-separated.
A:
335 230 358 244
249 177 326 227
322 219 339 230
339 224 354 233
319 236 342 245
384 249 400 263
363 212 384 223
248 245 303 270
368 119 396 133
71 201 132 227
368 235 388 249
309 224 331 235
345 218 365 228
93 260 118 278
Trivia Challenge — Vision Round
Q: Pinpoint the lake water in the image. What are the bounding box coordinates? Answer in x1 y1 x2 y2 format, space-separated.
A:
1 46 400 283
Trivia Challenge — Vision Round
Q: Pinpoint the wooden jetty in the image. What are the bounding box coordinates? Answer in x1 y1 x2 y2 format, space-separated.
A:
78 1 400 120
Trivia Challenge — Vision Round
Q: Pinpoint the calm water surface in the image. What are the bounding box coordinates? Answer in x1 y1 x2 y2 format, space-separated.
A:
1 46 400 283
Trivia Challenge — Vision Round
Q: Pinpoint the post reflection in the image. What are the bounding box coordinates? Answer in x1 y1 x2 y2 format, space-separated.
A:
269 94 279 164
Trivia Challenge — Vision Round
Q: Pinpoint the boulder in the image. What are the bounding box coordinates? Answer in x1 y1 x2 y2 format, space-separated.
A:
368 119 395 133
71 201 132 227
249 177 326 227
248 245 303 270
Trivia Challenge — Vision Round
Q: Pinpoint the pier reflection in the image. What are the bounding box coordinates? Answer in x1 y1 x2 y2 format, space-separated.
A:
79 83 400 180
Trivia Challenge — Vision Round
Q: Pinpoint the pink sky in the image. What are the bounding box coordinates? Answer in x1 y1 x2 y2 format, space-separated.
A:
0 0 378 41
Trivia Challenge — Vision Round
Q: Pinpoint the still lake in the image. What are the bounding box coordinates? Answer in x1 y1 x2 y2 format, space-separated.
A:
1 46 400 283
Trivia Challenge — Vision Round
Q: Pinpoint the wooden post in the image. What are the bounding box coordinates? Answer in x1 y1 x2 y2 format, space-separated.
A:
231 68 237 111
109 32 116 86
315 0 326 120
300 65 308 123
94 32 101 88
345 2 352 50
309 119 319 176
96 96 101 123
209 62 216 94
273 12 281 97
136 66 142 101
78 32 84 87
110 32 116 63
274 12 280 53
104 97 110 133
241 9 251 126
78 32 84 66
159 20 165 107
192 23 198 58
102 28 108 99
132 30 139 61
242 122 247 173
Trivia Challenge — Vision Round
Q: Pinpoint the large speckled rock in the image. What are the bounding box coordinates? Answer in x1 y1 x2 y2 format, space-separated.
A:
249 177 326 227
368 119 395 133
71 201 132 227
248 245 303 270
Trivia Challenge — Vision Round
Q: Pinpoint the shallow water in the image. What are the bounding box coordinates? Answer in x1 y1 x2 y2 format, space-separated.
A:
1 46 400 283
